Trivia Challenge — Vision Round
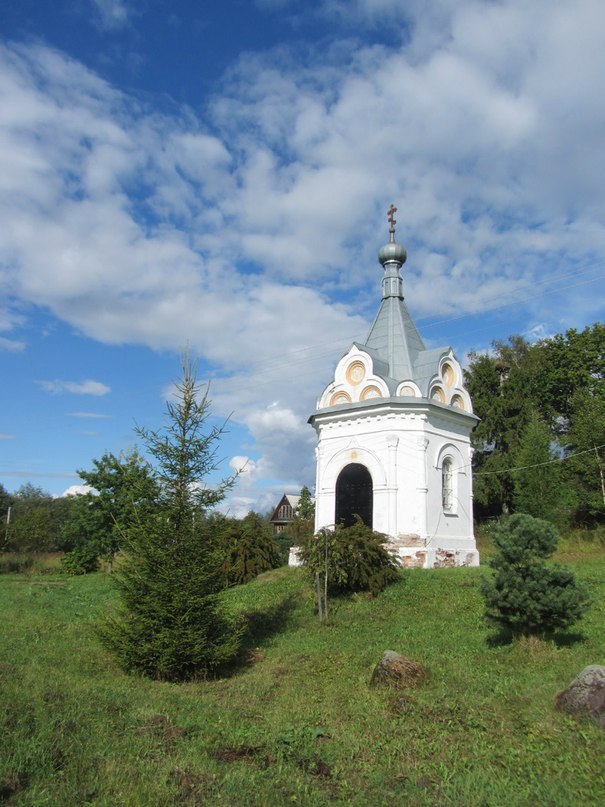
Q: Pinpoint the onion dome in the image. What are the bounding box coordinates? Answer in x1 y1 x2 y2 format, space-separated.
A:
378 238 407 267
378 203 407 267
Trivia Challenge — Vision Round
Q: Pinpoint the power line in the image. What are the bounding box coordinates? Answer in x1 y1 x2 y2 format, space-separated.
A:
473 443 605 477
210 260 605 385
108 256 605 399
416 258 605 332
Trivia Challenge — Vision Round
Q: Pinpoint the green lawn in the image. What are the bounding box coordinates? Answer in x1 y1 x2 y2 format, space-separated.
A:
1 541 604 806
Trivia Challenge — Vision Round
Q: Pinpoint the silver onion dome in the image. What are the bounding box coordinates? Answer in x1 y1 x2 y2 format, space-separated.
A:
378 238 407 266
379 203 407 266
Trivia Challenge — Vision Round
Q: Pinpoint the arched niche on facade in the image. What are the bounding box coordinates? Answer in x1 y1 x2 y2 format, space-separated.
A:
335 463 373 529
434 443 467 517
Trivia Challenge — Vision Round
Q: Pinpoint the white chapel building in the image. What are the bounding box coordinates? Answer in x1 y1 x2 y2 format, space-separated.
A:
305 209 479 568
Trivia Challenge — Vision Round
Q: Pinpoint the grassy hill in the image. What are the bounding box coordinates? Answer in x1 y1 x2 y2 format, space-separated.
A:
1 537 604 805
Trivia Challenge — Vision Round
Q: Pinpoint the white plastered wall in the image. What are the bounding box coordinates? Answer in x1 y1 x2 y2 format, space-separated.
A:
311 402 479 568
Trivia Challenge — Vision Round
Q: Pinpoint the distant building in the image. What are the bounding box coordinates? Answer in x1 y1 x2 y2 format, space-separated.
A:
269 493 301 534
300 207 479 569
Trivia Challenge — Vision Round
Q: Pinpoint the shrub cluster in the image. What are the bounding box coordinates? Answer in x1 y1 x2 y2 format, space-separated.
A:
299 517 400 596
220 511 282 585
61 545 100 575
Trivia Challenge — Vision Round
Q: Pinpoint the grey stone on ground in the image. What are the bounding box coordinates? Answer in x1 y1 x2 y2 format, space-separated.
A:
555 665 605 729
370 650 427 689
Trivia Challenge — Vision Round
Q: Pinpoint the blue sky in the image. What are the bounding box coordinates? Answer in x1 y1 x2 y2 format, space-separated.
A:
1 0 604 515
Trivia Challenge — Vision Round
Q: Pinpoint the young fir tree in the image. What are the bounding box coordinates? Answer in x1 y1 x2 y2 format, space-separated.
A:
99 353 241 681
481 514 590 637
566 389 605 524
295 486 315 521
512 412 563 524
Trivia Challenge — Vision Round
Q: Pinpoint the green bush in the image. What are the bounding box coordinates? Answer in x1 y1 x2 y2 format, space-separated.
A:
275 528 295 565
61 545 100 575
481 513 591 636
299 518 400 596
221 512 282 585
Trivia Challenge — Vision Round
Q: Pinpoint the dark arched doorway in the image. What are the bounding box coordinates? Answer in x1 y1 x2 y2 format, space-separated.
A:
335 463 373 528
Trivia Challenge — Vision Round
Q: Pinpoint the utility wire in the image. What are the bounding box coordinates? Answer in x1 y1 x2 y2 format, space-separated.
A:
211 262 605 384
473 443 605 476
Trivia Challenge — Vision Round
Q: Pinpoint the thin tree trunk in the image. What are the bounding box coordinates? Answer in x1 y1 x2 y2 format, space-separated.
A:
594 443 605 508
324 533 329 622
316 573 323 622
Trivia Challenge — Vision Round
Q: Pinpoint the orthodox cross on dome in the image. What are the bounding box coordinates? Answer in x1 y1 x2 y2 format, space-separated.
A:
387 204 397 240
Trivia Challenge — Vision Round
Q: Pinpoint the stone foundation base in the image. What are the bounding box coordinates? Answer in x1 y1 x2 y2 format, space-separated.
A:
288 543 479 569
391 545 480 569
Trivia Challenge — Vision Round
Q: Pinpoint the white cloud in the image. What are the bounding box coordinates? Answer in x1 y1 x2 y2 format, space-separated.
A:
220 455 282 517
0 433 16 440
62 484 93 497
38 379 111 396
0 337 25 352
241 402 316 484
522 323 554 344
89 0 131 30
1 2 605 509
230 456 256 477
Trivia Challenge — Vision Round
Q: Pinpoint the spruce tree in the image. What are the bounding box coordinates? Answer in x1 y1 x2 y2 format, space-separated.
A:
295 486 315 521
99 352 241 681
512 413 563 523
566 389 605 523
481 514 590 637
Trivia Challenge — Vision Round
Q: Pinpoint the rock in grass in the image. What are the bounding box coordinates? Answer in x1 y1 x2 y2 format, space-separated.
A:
555 665 605 729
370 651 426 689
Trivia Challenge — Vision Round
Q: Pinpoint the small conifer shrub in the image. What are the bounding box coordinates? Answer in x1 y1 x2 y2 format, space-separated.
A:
221 511 282 585
299 517 400 596
481 513 591 637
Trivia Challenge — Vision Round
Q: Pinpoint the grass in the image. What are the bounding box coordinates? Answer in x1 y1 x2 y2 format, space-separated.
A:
0 552 64 575
1 542 604 806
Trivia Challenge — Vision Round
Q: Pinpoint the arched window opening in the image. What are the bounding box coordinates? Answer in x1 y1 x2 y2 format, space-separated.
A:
442 458 454 513
278 504 292 520
335 463 373 529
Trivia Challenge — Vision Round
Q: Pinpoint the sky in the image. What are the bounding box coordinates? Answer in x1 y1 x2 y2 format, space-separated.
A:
1 0 604 516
